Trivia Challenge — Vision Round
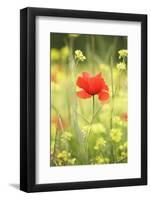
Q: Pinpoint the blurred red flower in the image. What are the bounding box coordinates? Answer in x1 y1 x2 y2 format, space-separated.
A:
76 72 109 101
120 112 128 121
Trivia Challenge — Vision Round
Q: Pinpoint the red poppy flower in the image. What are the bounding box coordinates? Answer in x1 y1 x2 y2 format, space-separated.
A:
76 72 109 101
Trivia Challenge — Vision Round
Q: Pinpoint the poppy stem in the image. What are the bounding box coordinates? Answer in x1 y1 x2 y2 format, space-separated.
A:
92 95 95 121
86 95 95 163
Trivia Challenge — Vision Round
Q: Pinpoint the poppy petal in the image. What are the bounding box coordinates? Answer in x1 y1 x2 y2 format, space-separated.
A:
98 91 109 101
96 73 109 91
76 77 89 91
104 84 109 91
95 72 102 78
76 90 91 99
82 72 90 78
88 74 105 95
76 72 109 97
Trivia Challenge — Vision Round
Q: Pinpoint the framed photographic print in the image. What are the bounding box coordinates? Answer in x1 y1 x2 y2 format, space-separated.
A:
20 7 147 192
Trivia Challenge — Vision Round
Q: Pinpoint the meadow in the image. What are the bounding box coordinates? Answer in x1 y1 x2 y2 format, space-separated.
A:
50 33 128 166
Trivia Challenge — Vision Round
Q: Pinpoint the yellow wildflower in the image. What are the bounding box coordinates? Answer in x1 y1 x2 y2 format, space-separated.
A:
56 150 76 166
74 50 86 61
116 62 126 70
68 34 79 38
51 48 60 60
81 123 105 136
91 156 110 164
118 49 128 59
110 128 122 142
94 138 106 150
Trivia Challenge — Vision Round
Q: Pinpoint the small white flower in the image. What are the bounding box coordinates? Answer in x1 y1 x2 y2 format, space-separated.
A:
74 50 86 61
116 62 126 70
118 49 128 59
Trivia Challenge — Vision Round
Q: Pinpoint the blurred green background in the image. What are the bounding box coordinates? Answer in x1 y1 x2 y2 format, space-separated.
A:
51 33 127 65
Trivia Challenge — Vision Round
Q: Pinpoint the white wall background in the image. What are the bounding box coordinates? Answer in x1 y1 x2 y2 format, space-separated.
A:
0 0 150 199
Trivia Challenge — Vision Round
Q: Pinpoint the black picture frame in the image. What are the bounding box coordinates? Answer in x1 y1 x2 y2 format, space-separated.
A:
20 7 147 193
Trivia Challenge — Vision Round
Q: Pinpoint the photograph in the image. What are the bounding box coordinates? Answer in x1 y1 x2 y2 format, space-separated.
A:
50 33 128 167
20 7 147 192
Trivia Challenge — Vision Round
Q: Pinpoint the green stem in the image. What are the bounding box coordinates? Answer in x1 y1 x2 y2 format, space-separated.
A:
86 95 95 163
75 60 79 68
91 106 102 123
110 57 114 98
91 35 95 74
122 57 125 64
118 70 121 93
72 108 90 124
92 95 95 121
113 143 118 163
110 56 115 163
110 56 114 129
